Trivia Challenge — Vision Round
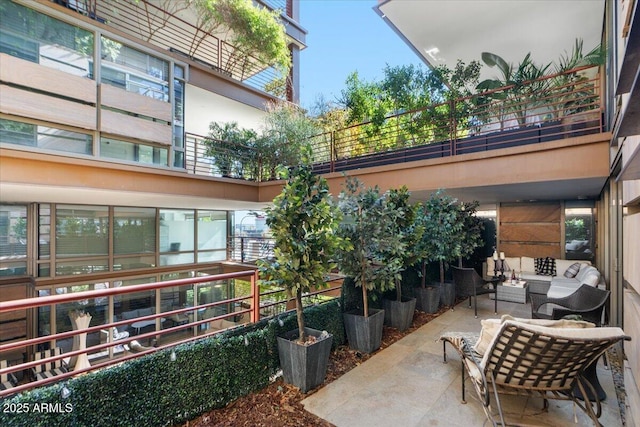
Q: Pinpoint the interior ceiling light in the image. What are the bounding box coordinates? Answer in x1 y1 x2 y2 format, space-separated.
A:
424 47 441 62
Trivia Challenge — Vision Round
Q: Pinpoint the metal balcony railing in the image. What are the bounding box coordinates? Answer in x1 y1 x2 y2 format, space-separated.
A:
0 266 342 397
310 65 603 174
56 0 286 96
186 66 603 180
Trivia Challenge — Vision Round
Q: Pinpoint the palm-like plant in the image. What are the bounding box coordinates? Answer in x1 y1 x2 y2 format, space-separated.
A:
477 52 551 129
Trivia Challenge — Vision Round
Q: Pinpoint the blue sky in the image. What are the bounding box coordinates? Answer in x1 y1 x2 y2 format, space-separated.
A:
298 0 424 111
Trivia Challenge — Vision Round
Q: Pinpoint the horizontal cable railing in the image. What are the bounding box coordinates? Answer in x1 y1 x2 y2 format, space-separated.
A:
227 236 275 263
0 266 343 397
184 66 602 180
77 0 285 95
310 65 602 173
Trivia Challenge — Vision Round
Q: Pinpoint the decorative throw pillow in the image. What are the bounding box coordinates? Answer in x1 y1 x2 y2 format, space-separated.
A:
535 257 556 276
563 262 581 278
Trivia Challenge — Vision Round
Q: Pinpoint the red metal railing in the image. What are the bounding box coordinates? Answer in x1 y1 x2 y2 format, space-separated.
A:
0 268 343 397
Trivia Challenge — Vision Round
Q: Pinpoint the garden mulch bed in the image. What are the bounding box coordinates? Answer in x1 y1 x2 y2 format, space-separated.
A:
179 308 446 427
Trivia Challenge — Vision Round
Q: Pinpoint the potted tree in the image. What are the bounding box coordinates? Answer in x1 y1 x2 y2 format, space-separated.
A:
381 186 422 331
258 155 349 393
415 190 463 312
337 178 402 353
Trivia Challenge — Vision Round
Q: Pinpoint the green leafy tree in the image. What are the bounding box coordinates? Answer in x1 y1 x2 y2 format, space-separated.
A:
384 187 423 301
258 155 349 343
195 0 291 78
453 200 484 267
415 190 463 286
336 178 405 317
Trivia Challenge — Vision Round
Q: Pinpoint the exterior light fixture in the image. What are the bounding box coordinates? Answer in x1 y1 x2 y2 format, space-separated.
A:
61 385 71 399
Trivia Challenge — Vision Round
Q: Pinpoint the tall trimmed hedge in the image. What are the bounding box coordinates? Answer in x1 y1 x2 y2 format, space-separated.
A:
0 300 344 427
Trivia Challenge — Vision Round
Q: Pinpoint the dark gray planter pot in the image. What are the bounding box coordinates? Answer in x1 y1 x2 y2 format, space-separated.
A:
439 281 456 308
415 286 440 314
383 297 416 332
343 308 384 354
277 327 333 393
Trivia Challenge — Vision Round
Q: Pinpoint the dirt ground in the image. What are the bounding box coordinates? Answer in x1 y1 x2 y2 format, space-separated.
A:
179 309 445 427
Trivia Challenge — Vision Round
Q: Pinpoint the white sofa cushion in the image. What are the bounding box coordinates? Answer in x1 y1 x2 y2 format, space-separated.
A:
486 257 520 275
521 256 535 273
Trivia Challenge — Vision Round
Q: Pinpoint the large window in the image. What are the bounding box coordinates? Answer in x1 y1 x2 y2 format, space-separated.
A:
0 118 93 155
565 203 595 261
100 36 169 102
55 205 109 275
160 209 195 266
0 204 27 276
197 211 227 262
173 64 185 168
114 207 156 270
0 1 93 77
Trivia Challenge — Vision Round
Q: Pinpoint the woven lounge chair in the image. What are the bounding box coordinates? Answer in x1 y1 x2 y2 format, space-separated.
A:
31 347 69 381
441 320 629 426
451 266 498 318
530 284 610 325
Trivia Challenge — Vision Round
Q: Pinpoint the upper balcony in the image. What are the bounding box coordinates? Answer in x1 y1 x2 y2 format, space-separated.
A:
50 0 305 98
189 65 605 181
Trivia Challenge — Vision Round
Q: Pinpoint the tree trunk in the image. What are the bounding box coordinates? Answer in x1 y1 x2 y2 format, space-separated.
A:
296 288 306 343
439 260 445 284
421 260 426 288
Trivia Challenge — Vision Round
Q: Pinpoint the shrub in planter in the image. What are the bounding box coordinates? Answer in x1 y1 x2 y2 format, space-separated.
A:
258 156 349 392
337 178 403 352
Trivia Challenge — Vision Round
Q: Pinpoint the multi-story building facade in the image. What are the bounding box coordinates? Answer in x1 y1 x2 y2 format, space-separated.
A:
0 0 304 360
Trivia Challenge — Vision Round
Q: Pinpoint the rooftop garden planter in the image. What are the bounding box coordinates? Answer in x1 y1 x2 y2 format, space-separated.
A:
258 156 348 392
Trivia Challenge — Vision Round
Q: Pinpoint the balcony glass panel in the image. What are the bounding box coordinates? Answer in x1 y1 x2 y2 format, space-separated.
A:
0 1 93 77
0 118 93 155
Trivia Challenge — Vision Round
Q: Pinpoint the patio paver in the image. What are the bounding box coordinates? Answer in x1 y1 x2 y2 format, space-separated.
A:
302 295 622 426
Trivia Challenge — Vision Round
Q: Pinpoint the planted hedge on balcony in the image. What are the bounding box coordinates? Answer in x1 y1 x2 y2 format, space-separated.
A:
0 300 344 427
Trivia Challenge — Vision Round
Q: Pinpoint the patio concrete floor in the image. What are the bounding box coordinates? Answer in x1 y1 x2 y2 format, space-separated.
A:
302 295 622 426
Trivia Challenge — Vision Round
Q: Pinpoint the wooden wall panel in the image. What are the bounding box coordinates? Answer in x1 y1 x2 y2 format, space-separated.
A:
500 243 562 259
499 202 562 258
501 224 561 243
501 204 561 223
0 85 96 130
0 53 96 104
101 84 172 122
101 110 172 145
